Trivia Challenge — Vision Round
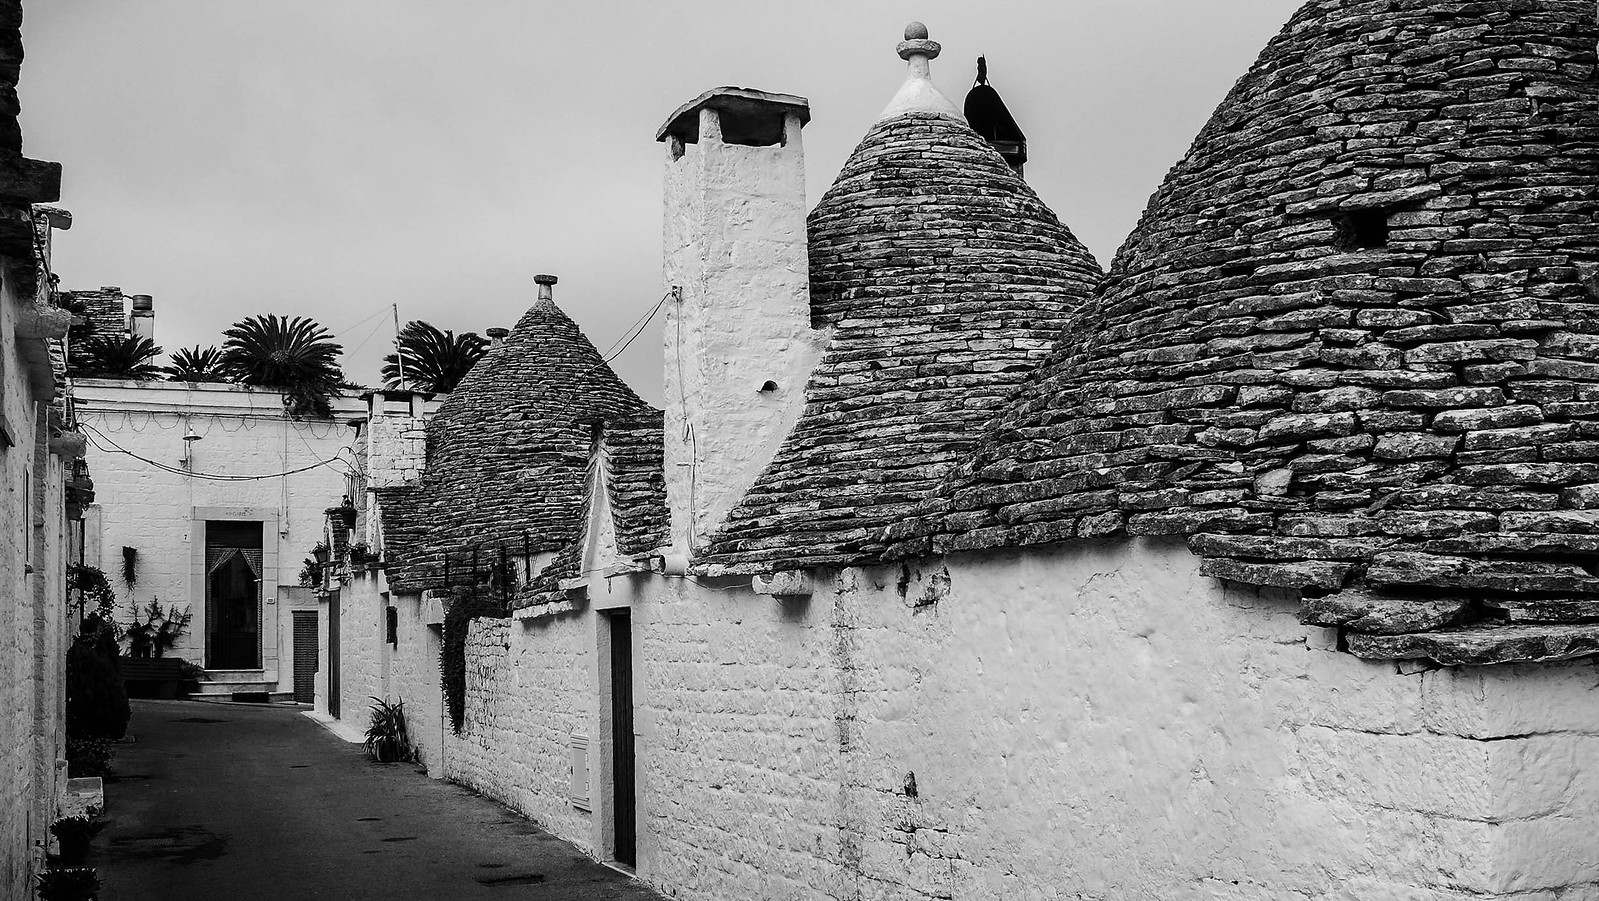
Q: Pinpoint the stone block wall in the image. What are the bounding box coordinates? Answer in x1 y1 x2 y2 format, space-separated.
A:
375 538 1599 900
365 396 428 490
0 269 69 900
383 591 444 774
334 573 385 728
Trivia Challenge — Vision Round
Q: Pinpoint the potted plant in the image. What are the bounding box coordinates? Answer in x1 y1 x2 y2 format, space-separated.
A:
349 542 373 565
35 865 100 901
120 601 193 699
364 698 414 764
49 816 106 867
326 496 356 531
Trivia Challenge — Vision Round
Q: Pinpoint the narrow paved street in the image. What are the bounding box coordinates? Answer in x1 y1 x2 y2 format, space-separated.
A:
96 700 661 901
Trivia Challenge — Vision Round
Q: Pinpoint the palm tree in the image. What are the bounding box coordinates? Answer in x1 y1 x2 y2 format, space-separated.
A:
382 320 488 393
219 315 345 418
167 346 229 383
75 335 166 381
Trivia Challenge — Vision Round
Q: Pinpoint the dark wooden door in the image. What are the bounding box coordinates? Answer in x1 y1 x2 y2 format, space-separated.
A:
292 611 318 704
609 611 635 866
327 590 341 719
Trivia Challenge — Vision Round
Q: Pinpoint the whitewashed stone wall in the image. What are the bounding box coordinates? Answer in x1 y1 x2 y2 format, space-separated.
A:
368 538 1599 900
74 381 362 688
333 572 386 722
384 591 445 773
0 265 73 895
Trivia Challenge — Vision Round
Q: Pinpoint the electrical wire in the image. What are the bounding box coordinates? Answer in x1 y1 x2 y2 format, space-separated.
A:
331 304 396 338
80 421 350 482
598 293 668 362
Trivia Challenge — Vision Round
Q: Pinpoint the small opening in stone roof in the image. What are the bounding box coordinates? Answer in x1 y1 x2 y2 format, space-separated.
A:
759 380 778 393
1332 210 1388 252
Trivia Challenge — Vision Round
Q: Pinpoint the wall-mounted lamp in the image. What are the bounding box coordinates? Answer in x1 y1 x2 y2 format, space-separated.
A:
181 426 202 468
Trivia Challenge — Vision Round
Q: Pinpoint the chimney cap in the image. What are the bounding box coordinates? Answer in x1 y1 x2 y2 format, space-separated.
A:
485 327 510 339
656 86 810 146
131 294 154 311
533 274 558 286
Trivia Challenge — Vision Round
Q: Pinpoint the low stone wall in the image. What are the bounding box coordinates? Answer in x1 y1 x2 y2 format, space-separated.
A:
372 538 1599 899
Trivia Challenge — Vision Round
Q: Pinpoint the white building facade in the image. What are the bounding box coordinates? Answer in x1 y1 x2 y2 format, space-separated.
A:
74 380 363 698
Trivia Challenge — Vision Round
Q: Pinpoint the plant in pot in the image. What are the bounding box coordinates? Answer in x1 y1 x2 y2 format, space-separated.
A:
349 542 373 565
123 600 191 659
65 738 112 779
35 865 101 901
50 816 106 867
326 496 356 531
299 557 323 588
120 601 194 699
364 698 415 764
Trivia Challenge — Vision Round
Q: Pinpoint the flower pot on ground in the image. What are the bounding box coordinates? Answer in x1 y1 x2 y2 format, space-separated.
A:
364 698 415 764
35 865 100 901
122 600 191 659
49 817 105 867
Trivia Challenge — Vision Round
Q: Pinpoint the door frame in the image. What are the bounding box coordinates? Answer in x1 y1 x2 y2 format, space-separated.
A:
604 610 636 867
189 507 280 671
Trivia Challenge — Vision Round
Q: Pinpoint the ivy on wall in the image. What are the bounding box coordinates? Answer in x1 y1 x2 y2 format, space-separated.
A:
440 586 509 735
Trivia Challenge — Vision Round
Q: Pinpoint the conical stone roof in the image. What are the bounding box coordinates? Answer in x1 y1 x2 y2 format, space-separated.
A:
696 47 1102 574
888 0 1599 664
386 294 653 592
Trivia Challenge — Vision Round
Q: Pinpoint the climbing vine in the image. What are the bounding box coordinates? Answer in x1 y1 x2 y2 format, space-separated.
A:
440 585 509 735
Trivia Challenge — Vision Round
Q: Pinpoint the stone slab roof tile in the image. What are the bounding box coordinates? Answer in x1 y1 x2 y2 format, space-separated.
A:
887 0 1599 665
695 111 1102 574
384 297 654 593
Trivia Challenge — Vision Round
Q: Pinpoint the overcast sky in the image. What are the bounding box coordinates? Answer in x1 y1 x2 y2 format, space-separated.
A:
22 1 1297 404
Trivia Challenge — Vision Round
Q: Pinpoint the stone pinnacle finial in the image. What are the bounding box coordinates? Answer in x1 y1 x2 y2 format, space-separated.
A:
898 22 940 61
535 273 557 302
879 21 965 124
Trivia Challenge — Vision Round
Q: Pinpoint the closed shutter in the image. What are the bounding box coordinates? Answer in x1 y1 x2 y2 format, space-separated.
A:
292 611 318 704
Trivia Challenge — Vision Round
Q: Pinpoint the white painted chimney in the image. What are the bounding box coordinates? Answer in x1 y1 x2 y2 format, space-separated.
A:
657 88 829 554
129 294 154 341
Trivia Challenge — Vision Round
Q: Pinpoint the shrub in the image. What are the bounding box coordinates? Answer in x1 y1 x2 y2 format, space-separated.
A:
364 698 415 763
65 619 129 742
65 739 112 779
440 586 508 735
66 566 115 622
35 865 100 901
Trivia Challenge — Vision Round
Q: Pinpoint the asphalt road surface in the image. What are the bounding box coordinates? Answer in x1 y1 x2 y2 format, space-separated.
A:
93 699 661 901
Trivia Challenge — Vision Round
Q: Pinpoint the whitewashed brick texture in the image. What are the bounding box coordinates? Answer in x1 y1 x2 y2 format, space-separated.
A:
365 539 1599 901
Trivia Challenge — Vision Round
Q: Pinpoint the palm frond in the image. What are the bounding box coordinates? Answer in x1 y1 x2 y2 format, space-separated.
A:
220 314 345 418
381 320 488 393
74 335 166 380
167 345 229 382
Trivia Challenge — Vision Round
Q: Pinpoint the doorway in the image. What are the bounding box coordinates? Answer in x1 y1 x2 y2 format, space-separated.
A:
327 589 341 719
205 521 263 670
607 611 636 867
292 611 318 704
